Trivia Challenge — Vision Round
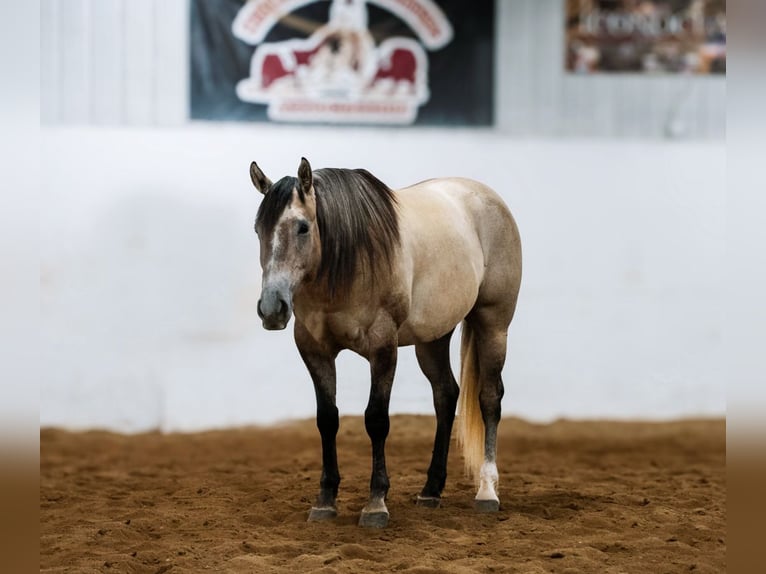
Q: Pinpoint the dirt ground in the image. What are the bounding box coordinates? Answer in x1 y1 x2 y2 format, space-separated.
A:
40 416 725 573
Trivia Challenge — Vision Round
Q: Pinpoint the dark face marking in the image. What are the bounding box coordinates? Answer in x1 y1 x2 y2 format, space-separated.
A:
255 179 320 330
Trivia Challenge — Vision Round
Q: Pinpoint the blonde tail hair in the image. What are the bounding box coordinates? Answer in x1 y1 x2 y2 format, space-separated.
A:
457 320 484 482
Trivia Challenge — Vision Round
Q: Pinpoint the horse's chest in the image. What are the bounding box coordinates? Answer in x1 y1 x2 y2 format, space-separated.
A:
328 319 370 354
298 310 375 356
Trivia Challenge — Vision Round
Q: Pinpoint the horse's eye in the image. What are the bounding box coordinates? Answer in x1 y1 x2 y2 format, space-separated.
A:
297 221 309 235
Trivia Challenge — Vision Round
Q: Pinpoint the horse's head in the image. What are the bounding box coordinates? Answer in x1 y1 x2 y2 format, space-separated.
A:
250 157 320 330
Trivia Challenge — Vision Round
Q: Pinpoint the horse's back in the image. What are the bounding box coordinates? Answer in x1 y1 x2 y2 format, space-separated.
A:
394 178 521 344
396 177 520 275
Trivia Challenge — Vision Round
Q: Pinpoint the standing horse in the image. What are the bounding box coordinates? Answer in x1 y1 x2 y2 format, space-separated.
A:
250 157 521 528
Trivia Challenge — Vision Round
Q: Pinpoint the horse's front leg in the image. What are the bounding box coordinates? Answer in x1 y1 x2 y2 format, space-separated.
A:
296 326 340 521
359 343 397 528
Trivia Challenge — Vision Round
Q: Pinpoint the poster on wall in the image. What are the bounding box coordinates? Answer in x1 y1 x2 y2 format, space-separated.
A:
190 0 494 126
566 0 726 74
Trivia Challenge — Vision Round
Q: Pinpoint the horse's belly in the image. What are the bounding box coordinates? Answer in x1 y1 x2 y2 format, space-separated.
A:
397 238 483 346
398 285 478 345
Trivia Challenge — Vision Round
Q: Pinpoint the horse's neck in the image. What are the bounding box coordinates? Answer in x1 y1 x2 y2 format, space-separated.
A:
294 267 388 317
294 279 360 313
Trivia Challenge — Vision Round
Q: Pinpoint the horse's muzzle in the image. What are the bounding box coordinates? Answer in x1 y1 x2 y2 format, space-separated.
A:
257 290 292 331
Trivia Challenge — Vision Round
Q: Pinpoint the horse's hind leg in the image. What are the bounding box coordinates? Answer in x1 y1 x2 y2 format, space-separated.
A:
415 331 459 507
470 308 512 512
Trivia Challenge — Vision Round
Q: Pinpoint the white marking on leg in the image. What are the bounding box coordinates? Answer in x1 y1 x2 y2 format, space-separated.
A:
362 497 388 514
475 461 499 502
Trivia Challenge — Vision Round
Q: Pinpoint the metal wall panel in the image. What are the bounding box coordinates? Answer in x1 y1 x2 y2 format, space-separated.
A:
123 0 156 125
496 0 725 138
40 0 61 124
40 0 188 126
58 0 91 123
40 0 724 137
154 0 190 126
90 0 124 125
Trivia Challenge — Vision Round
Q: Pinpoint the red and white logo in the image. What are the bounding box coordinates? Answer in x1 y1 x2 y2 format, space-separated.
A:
232 0 453 124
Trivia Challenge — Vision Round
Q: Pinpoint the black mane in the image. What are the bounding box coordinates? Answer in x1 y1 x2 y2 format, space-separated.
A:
255 167 400 297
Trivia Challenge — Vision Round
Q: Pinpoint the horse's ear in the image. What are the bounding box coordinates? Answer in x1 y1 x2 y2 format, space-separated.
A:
250 161 272 195
297 157 313 196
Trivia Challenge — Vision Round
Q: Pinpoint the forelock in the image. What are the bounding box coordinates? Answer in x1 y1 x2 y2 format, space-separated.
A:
255 176 300 233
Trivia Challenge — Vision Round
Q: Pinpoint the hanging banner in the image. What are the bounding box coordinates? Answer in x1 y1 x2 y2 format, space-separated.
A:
191 0 494 125
566 0 726 74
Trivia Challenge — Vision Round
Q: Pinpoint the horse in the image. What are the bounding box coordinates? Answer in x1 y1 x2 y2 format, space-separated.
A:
249 157 521 528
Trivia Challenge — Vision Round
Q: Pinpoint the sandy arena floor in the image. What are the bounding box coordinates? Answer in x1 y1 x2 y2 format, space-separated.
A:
40 416 725 573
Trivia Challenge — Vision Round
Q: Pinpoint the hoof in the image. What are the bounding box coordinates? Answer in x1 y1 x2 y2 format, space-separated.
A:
358 510 389 528
416 495 441 508
474 499 500 513
308 506 337 522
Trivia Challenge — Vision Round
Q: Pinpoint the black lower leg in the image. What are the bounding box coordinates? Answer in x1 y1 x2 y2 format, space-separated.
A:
365 346 396 502
421 378 459 498
479 377 504 464
475 328 507 468
316 391 340 507
297 337 340 513
365 388 391 500
416 334 459 499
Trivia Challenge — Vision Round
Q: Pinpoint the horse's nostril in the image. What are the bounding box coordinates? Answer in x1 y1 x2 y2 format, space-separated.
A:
257 300 264 319
279 299 288 317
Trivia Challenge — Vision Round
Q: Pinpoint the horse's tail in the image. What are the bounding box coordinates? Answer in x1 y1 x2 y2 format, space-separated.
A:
457 320 483 482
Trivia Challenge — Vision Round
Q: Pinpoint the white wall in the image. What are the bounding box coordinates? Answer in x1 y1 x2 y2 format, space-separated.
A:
40 125 725 432
39 0 726 431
